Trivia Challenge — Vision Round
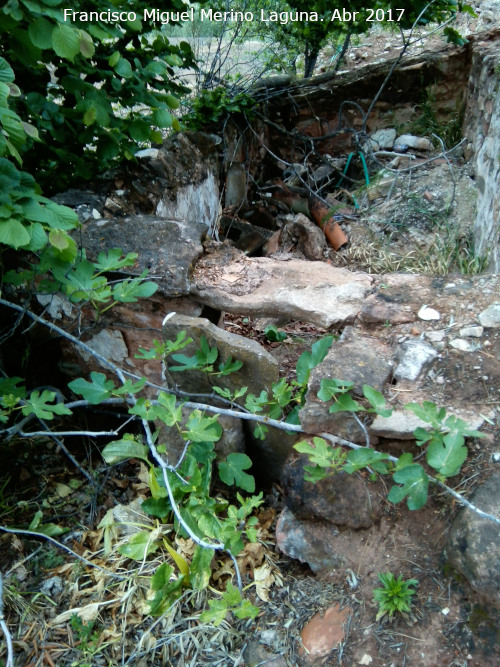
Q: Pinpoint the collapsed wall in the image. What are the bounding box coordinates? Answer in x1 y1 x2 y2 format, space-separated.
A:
231 29 500 271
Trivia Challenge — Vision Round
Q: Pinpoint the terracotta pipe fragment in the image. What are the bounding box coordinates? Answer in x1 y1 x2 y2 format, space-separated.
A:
309 197 348 250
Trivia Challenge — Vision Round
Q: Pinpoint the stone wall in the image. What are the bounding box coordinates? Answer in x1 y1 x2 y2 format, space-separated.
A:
464 31 500 272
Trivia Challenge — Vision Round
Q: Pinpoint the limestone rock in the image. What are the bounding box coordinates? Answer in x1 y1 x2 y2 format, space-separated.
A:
76 215 206 297
276 508 345 573
446 471 500 608
394 339 437 382
395 134 434 151
280 213 327 261
363 128 396 152
478 304 500 328
370 410 429 440
192 250 373 328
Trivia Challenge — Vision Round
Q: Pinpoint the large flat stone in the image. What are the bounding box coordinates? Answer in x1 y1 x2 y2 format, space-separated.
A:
192 251 374 328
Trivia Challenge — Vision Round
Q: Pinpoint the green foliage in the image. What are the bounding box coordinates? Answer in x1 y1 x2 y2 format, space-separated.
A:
264 324 287 343
184 86 256 130
373 572 418 621
1 0 195 190
199 581 260 626
294 380 484 510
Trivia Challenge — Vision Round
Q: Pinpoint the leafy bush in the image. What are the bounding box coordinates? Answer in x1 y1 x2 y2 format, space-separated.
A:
1 0 195 190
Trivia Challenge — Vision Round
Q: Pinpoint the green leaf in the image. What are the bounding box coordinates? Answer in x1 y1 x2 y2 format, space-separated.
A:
52 24 80 62
388 464 429 510
200 598 229 626
101 439 150 465
0 58 15 83
155 391 182 426
28 17 54 49
363 385 392 416
233 598 260 620
264 325 287 342
21 390 72 419
141 497 171 518
112 278 158 303
48 229 70 251
82 106 96 126
115 58 133 79
295 335 333 385
151 562 173 590
118 531 159 561
218 453 255 492
328 393 362 413
108 51 120 67
0 218 30 248
152 106 173 128
217 356 243 376
78 29 95 58
426 431 467 477
68 372 115 404
317 378 354 402
344 448 390 474
185 410 222 443
190 545 215 591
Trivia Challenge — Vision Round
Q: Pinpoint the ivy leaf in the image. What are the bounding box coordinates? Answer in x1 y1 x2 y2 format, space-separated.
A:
21 390 72 419
426 431 467 477
68 372 115 404
218 453 255 492
388 464 429 510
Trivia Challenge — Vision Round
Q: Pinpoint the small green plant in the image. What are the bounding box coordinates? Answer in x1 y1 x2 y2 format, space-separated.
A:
200 581 259 626
373 572 418 621
264 324 287 343
69 614 104 667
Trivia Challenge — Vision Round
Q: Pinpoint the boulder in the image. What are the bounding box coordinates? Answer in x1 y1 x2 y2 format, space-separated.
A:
299 327 393 443
445 471 500 608
162 313 279 398
282 450 381 529
76 214 206 297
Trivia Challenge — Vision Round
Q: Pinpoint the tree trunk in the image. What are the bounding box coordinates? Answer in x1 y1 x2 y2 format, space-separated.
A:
304 43 319 78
